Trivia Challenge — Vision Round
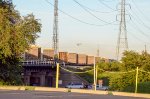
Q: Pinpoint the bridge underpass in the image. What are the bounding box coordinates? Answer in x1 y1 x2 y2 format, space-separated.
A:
22 60 93 87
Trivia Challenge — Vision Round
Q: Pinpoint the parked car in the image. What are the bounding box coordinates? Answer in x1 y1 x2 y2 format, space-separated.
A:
91 85 109 91
65 83 84 89
98 86 108 90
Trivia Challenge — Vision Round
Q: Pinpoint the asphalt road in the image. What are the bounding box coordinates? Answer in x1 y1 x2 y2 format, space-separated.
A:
0 90 147 99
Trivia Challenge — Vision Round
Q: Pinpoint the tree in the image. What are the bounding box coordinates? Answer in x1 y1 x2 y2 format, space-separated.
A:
0 3 41 85
109 51 150 93
121 51 141 71
140 51 150 71
97 61 120 71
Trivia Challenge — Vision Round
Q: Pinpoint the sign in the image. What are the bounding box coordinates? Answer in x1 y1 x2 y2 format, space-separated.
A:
98 80 103 84
98 80 103 88
59 80 62 84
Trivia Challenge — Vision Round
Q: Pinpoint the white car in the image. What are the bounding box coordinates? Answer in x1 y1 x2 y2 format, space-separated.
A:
65 83 84 89
91 85 108 90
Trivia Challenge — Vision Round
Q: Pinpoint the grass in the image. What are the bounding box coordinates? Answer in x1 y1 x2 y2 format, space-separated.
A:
25 86 35 91
67 88 71 92
107 91 113 95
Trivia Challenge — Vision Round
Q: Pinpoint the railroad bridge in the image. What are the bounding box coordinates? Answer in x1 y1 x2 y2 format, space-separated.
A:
23 60 56 87
22 60 93 87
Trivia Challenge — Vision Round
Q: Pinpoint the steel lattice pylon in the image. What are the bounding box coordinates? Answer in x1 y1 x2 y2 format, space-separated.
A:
53 0 59 59
116 0 128 60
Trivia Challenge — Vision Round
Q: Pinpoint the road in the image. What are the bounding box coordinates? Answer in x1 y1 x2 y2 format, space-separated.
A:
0 90 147 99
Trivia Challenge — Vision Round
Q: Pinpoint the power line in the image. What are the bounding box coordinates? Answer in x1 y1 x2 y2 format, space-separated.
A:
128 31 146 44
124 1 150 42
119 20 150 45
101 0 114 2
97 0 118 11
120 20 150 46
72 0 116 13
73 0 117 25
127 29 150 45
129 18 150 39
131 0 150 22
129 5 150 30
45 0 117 27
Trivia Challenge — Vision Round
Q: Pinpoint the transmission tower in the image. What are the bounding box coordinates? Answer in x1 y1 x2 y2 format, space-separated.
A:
116 0 128 60
53 0 59 59
97 44 100 57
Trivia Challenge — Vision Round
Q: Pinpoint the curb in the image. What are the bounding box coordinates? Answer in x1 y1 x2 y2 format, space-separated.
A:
0 86 149 98
112 91 150 99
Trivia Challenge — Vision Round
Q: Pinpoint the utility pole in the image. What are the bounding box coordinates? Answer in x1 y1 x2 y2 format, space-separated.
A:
55 63 60 88
93 57 96 91
135 67 139 93
116 0 128 61
53 0 59 61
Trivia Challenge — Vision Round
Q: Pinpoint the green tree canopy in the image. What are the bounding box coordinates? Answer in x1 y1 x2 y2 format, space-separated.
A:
121 51 150 71
0 6 41 59
0 3 41 84
95 50 150 93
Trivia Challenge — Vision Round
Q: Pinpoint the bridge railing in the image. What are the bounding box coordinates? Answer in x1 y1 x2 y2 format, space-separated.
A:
21 60 93 67
22 60 56 66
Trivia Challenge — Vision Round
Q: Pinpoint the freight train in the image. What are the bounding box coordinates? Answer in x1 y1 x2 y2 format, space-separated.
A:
58 52 100 66
24 47 102 66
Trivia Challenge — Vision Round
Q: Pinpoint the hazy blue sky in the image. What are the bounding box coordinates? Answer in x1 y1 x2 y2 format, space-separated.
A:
13 0 150 59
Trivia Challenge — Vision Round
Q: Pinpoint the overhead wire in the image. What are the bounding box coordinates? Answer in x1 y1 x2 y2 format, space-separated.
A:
73 0 116 13
72 0 117 25
129 5 150 31
101 0 115 2
120 20 150 45
131 0 150 22
77 4 116 13
121 1 150 44
126 8 150 43
97 0 118 11
128 17 150 39
45 0 118 27
127 29 150 45
119 23 150 45
45 0 150 48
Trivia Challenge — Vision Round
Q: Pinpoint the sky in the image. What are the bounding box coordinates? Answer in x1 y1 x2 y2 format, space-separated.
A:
13 0 150 59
